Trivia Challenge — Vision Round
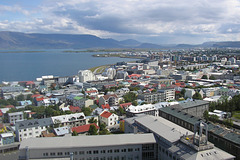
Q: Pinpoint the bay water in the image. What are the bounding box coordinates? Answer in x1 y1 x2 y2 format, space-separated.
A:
0 50 137 82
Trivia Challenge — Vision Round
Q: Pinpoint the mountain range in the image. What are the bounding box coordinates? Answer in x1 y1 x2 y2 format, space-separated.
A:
0 31 240 49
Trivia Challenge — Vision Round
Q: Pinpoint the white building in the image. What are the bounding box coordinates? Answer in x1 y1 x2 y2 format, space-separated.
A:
15 118 53 142
184 88 195 99
126 104 158 117
51 113 86 128
8 111 24 124
99 111 119 126
78 70 96 82
102 68 116 79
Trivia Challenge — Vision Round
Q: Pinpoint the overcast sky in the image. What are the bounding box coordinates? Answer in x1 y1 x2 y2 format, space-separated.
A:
0 0 240 44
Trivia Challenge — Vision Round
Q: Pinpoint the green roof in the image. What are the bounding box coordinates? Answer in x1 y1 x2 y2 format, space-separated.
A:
74 96 83 100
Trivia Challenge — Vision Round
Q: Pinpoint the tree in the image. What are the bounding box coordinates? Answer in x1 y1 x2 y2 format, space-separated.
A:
17 94 25 101
209 75 216 80
192 92 202 100
118 107 126 116
203 110 209 121
81 107 92 116
180 89 186 96
99 123 109 135
132 101 138 106
88 125 98 135
88 117 97 124
72 130 78 136
201 75 208 79
123 92 137 103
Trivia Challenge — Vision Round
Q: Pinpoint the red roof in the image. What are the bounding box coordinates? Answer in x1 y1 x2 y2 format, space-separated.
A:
36 97 44 101
31 94 42 98
26 81 35 85
0 110 3 117
100 111 112 118
120 102 132 108
69 106 81 112
101 104 110 109
72 123 99 133
85 90 98 94
5 105 14 108
128 74 141 79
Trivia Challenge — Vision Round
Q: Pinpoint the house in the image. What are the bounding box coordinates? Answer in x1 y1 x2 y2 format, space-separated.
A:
101 104 110 110
73 96 86 108
99 94 119 107
126 104 158 117
85 89 99 97
15 118 53 142
8 111 24 124
119 102 132 109
69 106 81 113
71 123 99 134
19 100 32 106
99 111 119 126
115 88 130 96
51 113 86 128
0 133 14 145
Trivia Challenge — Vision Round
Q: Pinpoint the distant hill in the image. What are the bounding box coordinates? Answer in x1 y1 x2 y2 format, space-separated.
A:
0 31 240 49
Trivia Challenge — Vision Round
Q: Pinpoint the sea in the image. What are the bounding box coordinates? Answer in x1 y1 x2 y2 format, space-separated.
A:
0 49 138 82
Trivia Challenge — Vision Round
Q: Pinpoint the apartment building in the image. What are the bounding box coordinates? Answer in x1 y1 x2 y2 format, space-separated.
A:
19 133 157 160
8 111 24 124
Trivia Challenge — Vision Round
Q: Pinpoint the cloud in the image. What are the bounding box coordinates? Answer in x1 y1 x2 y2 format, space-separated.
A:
0 0 240 43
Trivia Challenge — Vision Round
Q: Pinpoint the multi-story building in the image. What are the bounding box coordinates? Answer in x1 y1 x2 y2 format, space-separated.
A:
18 133 157 160
51 113 86 128
159 107 240 159
99 111 119 126
158 88 175 101
0 133 14 145
169 100 209 118
126 104 158 117
78 70 96 82
138 92 165 103
99 94 119 107
15 118 53 142
8 111 24 124
124 115 235 160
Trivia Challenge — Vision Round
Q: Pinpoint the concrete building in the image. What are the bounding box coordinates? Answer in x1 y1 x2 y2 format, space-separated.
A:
78 70 96 82
126 104 158 117
51 113 86 128
125 115 235 160
170 100 209 118
0 133 14 145
8 111 24 124
137 92 165 103
159 107 240 159
19 133 157 160
99 111 119 126
158 88 175 101
99 94 119 107
15 118 53 142
184 88 195 99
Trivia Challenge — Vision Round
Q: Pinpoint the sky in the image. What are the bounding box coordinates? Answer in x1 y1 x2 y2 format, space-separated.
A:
0 0 240 44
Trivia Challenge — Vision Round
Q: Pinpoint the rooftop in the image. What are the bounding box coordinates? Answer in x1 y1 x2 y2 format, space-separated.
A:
19 133 156 149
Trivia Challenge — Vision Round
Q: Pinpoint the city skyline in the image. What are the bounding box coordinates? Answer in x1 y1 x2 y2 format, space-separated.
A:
0 0 240 44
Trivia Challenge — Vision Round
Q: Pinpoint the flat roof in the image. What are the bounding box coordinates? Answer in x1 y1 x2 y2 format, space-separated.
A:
134 115 193 143
19 133 156 149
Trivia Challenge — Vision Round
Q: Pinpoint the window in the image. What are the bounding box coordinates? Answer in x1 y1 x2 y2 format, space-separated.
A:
108 149 112 153
43 153 48 156
135 148 140 151
24 134 27 136
114 149 119 153
79 151 84 155
29 133 32 136
24 129 27 131
50 152 55 156
57 152 63 156
74 151 78 155
121 149 126 152
101 150 106 154
35 127 38 129
87 151 92 154
65 152 70 155
128 148 133 152
93 150 98 154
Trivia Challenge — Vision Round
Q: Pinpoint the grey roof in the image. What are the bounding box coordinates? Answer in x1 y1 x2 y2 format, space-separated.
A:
177 100 209 109
19 133 156 149
160 107 240 146
169 140 235 160
16 118 53 130
133 115 193 143
54 126 70 136
8 111 23 116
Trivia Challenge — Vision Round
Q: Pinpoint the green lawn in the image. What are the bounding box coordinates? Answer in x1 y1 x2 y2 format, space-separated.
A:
233 111 240 119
